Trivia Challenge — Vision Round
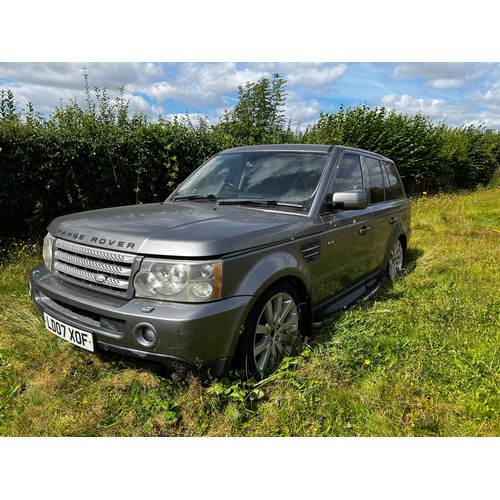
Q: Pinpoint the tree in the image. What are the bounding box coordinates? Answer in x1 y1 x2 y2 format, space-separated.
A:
215 73 292 145
0 89 21 122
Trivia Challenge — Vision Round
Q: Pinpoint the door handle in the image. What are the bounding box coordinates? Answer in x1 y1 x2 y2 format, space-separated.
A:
389 217 398 225
359 226 370 235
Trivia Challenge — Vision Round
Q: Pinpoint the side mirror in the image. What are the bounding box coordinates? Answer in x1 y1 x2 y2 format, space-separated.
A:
325 189 368 210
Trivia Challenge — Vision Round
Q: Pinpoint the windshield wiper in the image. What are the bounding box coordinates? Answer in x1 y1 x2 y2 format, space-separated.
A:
172 194 217 202
265 200 305 209
217 199 305 209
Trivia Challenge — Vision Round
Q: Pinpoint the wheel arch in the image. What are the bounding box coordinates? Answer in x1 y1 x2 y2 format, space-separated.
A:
398 232 408 255
382 226 408 269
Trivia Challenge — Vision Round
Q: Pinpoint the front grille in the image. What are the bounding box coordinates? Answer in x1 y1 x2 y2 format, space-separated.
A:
53 239 138 297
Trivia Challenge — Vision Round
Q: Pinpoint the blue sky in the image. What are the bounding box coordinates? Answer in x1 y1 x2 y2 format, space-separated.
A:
2 2 500 130
2 61 500 130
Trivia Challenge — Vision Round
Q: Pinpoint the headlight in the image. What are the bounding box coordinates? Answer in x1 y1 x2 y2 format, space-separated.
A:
134 259 222 302
42 233 55 271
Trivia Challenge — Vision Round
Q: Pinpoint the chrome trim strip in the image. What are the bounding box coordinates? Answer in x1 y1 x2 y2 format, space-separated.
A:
56 239 135 264
54 250 132 277
54 262 129 290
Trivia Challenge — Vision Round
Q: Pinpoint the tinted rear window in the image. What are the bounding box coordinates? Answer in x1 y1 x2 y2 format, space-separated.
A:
365 157 385 203
382 160 405 200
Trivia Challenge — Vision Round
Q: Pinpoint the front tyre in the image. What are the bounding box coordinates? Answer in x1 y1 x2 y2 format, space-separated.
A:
233 282 302 379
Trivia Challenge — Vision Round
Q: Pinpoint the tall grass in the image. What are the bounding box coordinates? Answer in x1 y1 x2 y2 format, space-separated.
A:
0 188 499 437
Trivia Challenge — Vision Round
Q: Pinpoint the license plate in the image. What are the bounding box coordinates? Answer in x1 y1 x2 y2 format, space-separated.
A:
43 313 94 352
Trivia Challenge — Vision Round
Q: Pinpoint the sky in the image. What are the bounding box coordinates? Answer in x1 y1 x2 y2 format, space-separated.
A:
2 61 500 131
2 2 500 132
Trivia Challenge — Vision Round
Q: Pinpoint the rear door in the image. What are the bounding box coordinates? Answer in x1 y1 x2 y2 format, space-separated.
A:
363 155 391 272
363 155 407 274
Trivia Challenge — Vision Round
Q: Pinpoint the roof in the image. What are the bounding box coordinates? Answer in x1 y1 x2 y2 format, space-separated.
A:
221 144 335 154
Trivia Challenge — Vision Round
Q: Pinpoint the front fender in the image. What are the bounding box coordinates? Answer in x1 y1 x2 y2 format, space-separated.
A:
223 249 314 342
224 249 313 299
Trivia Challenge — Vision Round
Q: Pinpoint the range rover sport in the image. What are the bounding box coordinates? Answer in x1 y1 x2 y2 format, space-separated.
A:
28 144 411 379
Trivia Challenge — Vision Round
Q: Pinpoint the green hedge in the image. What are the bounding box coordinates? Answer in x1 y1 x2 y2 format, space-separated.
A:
0 91 222 240
302 105 500 192
1 86 499 242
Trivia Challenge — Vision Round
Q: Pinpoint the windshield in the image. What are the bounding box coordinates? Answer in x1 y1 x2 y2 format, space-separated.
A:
170 151 328 210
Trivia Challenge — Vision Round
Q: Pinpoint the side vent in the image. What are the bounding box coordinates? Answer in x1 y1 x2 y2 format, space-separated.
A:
301 240 320 263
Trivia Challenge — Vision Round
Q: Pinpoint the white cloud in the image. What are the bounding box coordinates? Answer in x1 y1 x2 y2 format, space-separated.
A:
0 63 86 90
0 63 169 118
430 78 468 90
133 81 224 108
176 63 267 93
470 82 500 110
0 62 162 90
132 62 349 118
127 63 275 111
83 62 164 87
392 62 489 90
379 91 500 129
126 94 165 118
461 82 500 128
393 62 472 79
380 93 450 122
281 63 348 89
0 81 85 116
284 90 323 127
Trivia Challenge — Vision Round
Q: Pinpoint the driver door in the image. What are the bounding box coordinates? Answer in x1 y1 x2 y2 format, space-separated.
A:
318 153 373 303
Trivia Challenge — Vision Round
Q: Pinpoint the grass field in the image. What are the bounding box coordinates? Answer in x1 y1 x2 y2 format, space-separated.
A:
0 188 499 437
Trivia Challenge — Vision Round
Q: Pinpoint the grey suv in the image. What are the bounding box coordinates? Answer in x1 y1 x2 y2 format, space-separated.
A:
28 144 411 379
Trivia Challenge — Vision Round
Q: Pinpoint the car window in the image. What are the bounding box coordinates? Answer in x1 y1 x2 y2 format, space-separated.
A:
365 157 385 203
176 154 246 195
238 152 326 200
382 160 405 200
331 154 363 192
173 151 328 207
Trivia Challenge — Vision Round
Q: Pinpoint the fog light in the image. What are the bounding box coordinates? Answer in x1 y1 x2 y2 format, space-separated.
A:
135 323 158 348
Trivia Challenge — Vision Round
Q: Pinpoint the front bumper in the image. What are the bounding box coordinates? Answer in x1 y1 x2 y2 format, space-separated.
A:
28 264 253 378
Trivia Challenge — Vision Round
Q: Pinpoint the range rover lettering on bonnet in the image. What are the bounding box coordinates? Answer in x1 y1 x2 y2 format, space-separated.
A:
55 229 136 249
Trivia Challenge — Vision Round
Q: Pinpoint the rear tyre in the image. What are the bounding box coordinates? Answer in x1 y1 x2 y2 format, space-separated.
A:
387 238 404 280
233 282 302 379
